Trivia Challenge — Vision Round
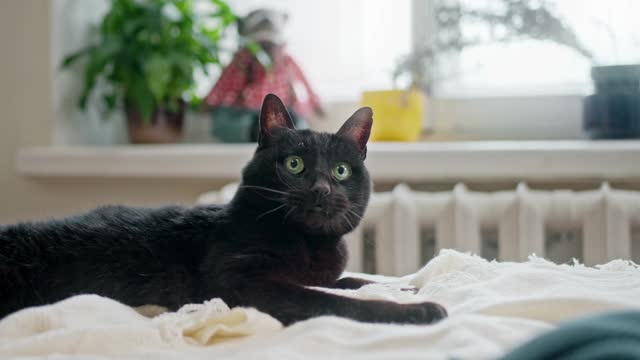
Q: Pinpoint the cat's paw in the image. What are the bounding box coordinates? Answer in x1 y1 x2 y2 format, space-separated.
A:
401 302 448 324
362 300 447 325
399 286 419 294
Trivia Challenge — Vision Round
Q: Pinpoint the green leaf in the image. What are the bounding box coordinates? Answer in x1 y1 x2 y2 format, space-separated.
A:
169 53 194 78
144 55 172 102
103 93 118 112
129 76 155 122
211 0 237 25
78 47 110 109
60 47 92 69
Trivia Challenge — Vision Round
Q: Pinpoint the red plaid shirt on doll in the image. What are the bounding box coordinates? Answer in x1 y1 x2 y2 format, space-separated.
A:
205 48 323 119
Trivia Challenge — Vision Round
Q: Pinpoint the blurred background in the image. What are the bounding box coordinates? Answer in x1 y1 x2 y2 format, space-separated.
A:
1 0 639 268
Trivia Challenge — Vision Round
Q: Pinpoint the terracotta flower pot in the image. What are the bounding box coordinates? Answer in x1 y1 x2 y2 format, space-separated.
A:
125 102 185 144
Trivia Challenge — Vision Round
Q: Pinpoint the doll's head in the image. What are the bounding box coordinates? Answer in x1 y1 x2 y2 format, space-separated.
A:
238 8 288 51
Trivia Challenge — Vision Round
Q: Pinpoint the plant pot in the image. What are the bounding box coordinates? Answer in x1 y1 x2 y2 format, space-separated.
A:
126 102 185 144
583 64 640 139
210 106 260 143
210 106 309 143
361 89 426 142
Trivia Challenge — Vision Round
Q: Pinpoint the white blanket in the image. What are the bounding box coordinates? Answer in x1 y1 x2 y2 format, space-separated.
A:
2 250 639 360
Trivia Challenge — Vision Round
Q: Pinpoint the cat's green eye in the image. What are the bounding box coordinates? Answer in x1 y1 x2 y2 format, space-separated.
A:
332 162 352 181
284 155 305 174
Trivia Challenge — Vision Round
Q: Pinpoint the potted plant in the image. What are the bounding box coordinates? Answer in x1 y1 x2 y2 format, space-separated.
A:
62 0 236 144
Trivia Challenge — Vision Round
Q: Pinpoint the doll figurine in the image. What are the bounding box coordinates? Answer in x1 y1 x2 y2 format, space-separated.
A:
206 8 324 142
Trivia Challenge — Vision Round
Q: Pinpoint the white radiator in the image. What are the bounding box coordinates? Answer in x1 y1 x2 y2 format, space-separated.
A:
198 183 640 276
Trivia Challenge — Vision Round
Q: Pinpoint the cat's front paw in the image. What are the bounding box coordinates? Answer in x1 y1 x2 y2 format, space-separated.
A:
361 300 447 325
400 286 419 294
401 302 448 324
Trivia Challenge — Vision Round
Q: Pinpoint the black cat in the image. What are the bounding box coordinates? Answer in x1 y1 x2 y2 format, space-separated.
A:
0 94 447 326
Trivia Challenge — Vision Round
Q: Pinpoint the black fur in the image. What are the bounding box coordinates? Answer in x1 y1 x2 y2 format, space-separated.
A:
0 94 447 325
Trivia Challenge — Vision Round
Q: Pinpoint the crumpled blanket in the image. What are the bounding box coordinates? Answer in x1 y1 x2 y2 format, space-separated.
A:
2 249 639 360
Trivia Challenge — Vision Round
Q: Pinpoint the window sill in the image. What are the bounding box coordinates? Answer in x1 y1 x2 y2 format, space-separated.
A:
16 141 640 182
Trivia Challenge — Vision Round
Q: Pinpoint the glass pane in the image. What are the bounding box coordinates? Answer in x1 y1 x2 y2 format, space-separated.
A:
432 0 640 95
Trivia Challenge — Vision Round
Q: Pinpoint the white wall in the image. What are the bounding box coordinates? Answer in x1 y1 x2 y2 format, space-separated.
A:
50 0 128 145
0 1 227 223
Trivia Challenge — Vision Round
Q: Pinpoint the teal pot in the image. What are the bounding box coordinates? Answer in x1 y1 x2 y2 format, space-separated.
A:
210 106 309 143
210 106 259 143
583 64 640 139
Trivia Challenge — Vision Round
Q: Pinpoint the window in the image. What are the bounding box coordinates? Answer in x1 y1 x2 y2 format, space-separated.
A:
51 0 639 143
217 0 639 140
434 0 640 96
225 0 640 100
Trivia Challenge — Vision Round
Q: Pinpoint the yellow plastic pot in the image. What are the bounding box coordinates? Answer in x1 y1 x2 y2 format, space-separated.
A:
361 89 426 142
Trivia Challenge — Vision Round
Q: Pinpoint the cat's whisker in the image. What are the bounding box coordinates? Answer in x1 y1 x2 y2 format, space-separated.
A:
239 185 289 196
251 192 286 203
283 205 298 224
239 186 285 202
256 203 288 220
342 213 355 230
347 209 363 220
351 203 366 212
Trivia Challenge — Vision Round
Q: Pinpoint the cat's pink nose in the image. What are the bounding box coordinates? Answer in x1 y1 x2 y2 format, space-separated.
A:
311 179 331 196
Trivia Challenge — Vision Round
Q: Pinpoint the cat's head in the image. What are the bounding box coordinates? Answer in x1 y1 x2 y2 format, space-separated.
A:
239 94 372 236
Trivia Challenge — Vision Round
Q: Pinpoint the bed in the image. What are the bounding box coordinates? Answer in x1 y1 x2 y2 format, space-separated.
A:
1 249 639 359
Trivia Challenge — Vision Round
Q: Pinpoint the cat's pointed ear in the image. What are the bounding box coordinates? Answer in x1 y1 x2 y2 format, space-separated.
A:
259 94 295 148
337 107 373 159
